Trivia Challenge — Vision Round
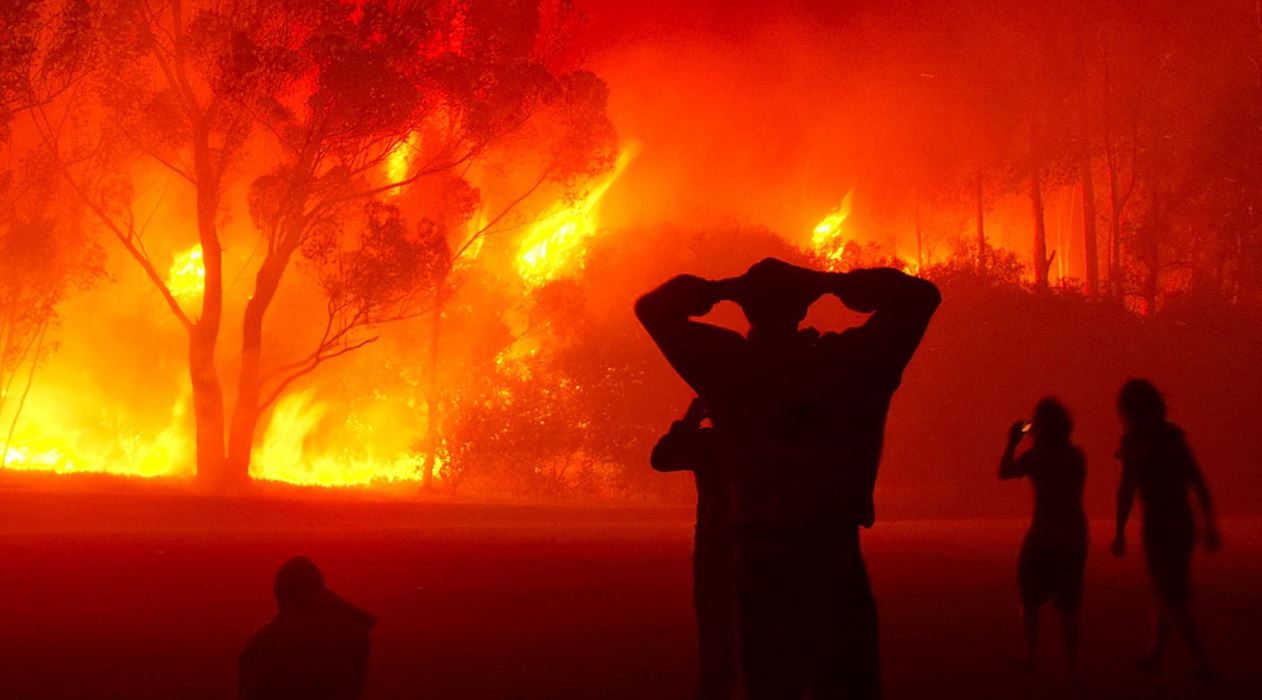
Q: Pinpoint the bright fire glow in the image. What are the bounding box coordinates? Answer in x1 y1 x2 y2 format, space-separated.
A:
2 387 192 478
810 189 854 271
516 145 638 287
167 244 205 306
384 132 421 196
249 389 424 486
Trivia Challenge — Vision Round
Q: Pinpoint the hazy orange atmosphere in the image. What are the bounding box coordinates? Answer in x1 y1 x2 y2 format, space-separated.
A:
1 1 1261 698
3 0 1258 515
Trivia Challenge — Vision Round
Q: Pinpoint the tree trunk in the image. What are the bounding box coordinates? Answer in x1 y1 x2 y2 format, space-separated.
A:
1105 157 1125 300
420 290 446 489
1075 32 1100 298
976 171 986 273
1141 198 1162 315
189 323 228 487
1030 168 1050 290
227 255 289 482
190 127 229 488
1078 104 1100 298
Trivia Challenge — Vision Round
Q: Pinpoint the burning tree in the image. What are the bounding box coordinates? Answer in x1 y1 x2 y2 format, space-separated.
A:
3 0 616 488
0 153 101 467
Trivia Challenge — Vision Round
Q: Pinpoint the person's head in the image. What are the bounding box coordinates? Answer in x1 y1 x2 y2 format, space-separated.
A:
731 258 818 342
274 556 326 611
1118 378 1166 430
1031 396 1072 445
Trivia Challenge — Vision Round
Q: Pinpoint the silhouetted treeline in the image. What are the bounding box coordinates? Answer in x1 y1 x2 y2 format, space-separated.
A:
441 225 1262 513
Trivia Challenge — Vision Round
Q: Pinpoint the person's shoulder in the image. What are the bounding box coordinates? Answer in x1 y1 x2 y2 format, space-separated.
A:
240 617 282 660
1162 421 1188 442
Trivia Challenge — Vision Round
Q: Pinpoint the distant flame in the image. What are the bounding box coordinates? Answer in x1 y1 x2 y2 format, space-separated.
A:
384 132 421 196
167 244 205 306
516 145 638 287
810 189 854 270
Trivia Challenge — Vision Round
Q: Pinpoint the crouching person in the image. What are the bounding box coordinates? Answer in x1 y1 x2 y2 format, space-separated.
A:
239 557 375 700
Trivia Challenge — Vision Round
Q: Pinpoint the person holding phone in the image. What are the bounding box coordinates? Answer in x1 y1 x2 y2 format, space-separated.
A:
999 397 1087 681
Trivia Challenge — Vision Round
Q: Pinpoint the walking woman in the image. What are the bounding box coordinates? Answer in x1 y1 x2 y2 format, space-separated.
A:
1000 397 1087 681
1112 379 1220 680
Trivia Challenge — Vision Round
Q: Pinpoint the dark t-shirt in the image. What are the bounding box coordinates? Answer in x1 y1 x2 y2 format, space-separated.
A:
239 593 375 700
638 269 939 531
652 422 732 550
1005 442 1087 547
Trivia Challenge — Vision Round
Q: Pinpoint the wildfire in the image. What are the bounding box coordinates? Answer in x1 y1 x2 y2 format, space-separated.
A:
1 387 192 478
516 145 638 287
810 189 854 270
167 244 205 306
249 390 423 487
384 132 421 195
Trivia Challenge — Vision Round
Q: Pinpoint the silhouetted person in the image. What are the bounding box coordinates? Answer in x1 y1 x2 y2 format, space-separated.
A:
999 397 1087 681
1111 379 1219 680
652 397 738 700
636 258 940 700
239 557 375 700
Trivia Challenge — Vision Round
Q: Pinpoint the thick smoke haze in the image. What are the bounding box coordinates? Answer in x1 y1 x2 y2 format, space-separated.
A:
2 0 1261 516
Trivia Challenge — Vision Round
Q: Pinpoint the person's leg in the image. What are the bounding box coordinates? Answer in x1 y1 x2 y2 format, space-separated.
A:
1058 545 1085 683
1164 540 1212 678
1138 608 1170 668
1020 602 1040 671
810 537 880 700
738 547 806 700
695 549 738 700
1014 537 1045 672
1059 610 1079 683
1163 601 1211 677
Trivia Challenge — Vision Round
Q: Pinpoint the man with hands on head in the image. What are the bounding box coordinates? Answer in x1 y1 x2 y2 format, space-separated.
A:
636 258 940 700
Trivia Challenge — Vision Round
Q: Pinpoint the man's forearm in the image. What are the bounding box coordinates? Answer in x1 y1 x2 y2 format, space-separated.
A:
634 274 720 331
829 268 941 314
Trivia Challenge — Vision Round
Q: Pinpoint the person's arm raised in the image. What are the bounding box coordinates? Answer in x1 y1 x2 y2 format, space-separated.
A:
635 275 743 395
824 267 941 373
999 420 1029 480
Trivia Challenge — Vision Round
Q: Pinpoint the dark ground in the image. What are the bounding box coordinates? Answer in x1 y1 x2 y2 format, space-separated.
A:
0 489 1258 699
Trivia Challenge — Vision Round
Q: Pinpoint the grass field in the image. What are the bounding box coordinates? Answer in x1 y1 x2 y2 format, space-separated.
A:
0 489 1258 699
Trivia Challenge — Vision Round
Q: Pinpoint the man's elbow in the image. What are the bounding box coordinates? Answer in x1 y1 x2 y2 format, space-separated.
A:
634 293 661 327
649 442 674 472
909 276 942 314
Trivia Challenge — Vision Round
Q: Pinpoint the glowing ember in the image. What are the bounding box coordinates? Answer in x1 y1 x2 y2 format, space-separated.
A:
810 190 854 271
166 244 205 306
516 145 638 287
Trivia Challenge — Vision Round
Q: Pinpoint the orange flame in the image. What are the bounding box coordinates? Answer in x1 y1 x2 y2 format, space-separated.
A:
166 244 205 307
384 132 421 196
810 189 854 271
249 389 425 487
516 145 638 287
